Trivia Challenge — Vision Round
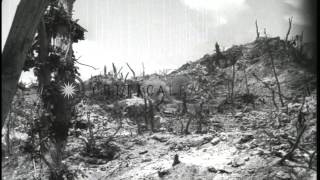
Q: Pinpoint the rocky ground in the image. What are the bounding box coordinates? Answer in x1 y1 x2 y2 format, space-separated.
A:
2 98 317 180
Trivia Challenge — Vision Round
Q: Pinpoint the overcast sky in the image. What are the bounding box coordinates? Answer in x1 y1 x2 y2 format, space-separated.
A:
2 0 315 82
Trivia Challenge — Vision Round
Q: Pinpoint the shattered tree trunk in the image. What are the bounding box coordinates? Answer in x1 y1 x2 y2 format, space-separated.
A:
285 17 293 49
37 18 53 165
299 31 304 53
1 0 50 128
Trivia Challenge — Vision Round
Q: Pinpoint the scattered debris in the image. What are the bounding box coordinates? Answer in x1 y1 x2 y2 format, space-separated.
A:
211 137 221 146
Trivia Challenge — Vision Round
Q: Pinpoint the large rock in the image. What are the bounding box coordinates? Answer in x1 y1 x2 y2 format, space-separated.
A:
163 107 178 115
186 135 214 147
151 134 170 142
154 115 162 130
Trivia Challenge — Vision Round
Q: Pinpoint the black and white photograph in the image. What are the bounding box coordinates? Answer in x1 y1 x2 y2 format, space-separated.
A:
1 0 317 179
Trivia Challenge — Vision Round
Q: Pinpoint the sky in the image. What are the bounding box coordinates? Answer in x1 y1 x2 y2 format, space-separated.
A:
1 0 315 83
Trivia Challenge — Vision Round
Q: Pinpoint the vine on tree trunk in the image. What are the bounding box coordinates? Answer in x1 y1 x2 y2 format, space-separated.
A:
22 0 86 179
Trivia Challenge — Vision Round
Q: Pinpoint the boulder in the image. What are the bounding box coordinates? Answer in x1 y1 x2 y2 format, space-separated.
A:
158 169 170 177
74 119 91 130
237 134 254 144
154 116 161 130
211 137 220 146
207 166 217 173
275 170 291 180
234 112 244 118
231 157 246 167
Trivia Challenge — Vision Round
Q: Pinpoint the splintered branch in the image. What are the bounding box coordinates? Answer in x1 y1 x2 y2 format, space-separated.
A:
126 63 136 78
105 125 122 144
279 125 306 164
124 72 129 82
278 96 307 165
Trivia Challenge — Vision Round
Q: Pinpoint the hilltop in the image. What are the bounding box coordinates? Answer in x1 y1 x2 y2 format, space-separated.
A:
2 37 317 180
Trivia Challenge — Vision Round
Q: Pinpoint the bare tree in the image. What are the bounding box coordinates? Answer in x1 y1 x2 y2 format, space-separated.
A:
255 20 260 40
299 31 304 53
196 101 205 134
142 62 145 77
238 62 250 94
243 67 250 94
227 80 231 101
184 116 192 135
215 42 221 55
2 0 50 128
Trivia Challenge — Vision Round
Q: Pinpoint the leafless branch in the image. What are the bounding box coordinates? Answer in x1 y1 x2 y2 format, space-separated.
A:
74 57 98 70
